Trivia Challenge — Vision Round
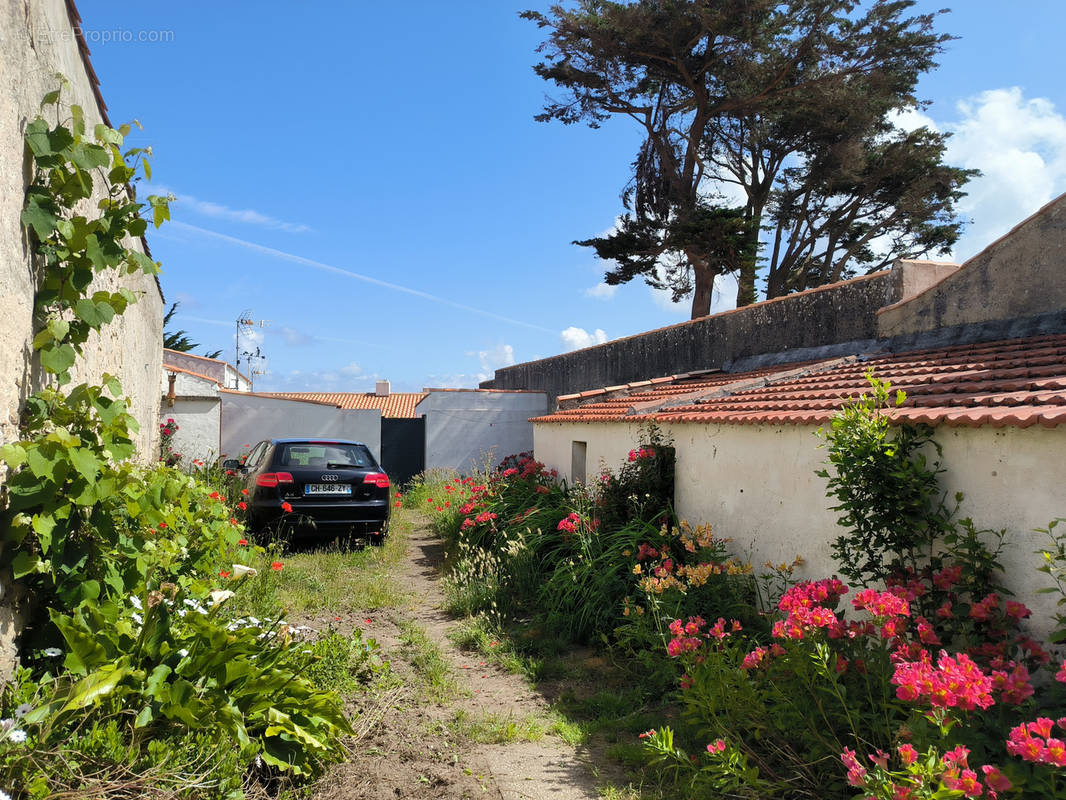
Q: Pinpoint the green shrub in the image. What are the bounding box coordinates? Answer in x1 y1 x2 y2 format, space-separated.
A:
0 87 355 796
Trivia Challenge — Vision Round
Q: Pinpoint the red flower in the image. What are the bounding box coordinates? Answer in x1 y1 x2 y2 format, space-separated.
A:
271 561 283 571
241 488 249 496
238 538 248 546
158 522 167 529
219 570 231 578
229 517 238 525
281 502 293 513
237 501 247 510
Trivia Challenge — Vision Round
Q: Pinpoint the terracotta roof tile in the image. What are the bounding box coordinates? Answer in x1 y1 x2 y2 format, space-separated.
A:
262 392 427 418
533 333 1066 429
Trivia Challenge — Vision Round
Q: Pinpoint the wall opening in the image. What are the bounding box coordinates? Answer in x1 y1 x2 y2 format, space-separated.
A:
571 441 587 484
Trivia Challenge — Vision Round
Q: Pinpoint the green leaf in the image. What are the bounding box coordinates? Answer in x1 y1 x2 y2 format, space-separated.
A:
39 343 77 375
71 143 110 170
134 705 155 728
94 123 123 146
21 196 58 240
11 551 37 579
51 612 110 675
25 118 52 155
61 664 130 711
67 447 100 482
84 234 106 270
40 90 61 107
48 318 71 342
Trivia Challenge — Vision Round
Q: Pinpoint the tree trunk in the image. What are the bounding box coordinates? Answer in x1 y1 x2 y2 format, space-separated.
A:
735 262 757 308
690 259 715 319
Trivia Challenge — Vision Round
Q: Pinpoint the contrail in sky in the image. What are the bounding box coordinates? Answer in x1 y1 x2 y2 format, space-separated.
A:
170 221 555 334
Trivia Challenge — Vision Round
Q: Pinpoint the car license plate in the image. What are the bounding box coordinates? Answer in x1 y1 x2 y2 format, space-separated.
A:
304 484 352 495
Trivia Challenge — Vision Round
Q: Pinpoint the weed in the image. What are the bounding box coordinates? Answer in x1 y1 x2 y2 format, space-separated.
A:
398 622 465 703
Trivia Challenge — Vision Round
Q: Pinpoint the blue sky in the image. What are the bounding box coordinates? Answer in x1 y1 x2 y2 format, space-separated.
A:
77 1 1066 392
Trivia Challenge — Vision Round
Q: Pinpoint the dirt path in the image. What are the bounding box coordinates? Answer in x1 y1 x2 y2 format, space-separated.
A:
308 521 614 800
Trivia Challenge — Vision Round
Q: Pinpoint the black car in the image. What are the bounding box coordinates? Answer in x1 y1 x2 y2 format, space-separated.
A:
224 438 391 543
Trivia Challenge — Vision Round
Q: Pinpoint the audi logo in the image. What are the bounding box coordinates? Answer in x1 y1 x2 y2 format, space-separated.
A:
320 474 339 482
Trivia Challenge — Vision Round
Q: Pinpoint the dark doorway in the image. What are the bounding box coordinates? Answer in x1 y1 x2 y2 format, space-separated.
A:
381 417 425 488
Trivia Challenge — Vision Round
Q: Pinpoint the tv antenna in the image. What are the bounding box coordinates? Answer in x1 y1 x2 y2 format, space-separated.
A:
234 310 269 388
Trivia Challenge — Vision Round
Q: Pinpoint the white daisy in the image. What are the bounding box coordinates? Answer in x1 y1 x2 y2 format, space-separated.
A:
14 704 32 718
8 730 25 743
42 648 62 657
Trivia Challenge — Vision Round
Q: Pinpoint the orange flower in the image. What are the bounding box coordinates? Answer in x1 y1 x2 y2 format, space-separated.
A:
241 489 249 496
219 570 231 578
271 561 284 571
281 502 293 513
229 517 238 525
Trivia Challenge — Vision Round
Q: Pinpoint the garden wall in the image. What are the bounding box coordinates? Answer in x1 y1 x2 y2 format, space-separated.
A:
419 390 548 474
878 194 1066 337
533 420 1066 641
0 0 164 461
487 260 957 407
0 0 166 680
219 391 382 462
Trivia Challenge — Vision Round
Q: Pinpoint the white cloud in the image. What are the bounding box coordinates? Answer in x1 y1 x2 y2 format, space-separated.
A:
463 343 516 383
560 326 608 351
474 343 515 372
649 271 739 316
585 282 618 300
339 361 362 376
278 326 313 346
155 185 311 233
894 88 1066 262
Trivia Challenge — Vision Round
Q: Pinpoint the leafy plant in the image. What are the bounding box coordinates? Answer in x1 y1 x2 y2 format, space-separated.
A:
818 373 954 586
0 86 356 795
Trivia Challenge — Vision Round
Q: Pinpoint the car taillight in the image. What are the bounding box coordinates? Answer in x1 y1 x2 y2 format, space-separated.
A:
256 472 294 488
363 472 390 488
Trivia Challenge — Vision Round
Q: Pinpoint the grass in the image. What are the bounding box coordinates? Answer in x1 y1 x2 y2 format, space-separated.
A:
228 513 412 619
397 621 466 703
442 708 584 746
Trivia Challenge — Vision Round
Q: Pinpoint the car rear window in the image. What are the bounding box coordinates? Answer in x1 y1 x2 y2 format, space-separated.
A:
276 442 375 468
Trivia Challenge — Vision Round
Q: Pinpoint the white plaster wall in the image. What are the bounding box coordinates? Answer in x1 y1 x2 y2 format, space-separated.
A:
534 421 1066 640
421 391 548 473
219 393 381 462
1 0 164 460
160 399 220 466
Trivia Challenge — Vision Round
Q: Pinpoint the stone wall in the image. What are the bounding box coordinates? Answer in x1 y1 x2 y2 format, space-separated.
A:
0 0 166 681
1 0 165 459
878 195 1066 337
487 261 953 407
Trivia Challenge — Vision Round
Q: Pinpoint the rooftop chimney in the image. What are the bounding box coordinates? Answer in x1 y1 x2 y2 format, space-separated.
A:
375 379 390 397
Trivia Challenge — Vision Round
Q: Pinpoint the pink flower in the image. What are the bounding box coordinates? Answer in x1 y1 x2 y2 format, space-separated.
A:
897 743 917 766
980 765 1011 792
706 739 726 754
